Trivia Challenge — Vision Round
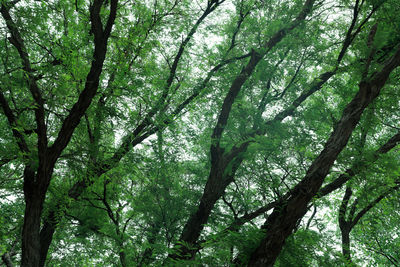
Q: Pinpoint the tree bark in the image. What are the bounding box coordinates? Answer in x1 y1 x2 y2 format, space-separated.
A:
167 1 317 262
119 247 127 267
246 44 400 266
338 187 354 264
12 0 118 265
168 157 239 260
38 213 58 267
318 131 400 198
35 2 226 264
341 227 352 263
21 168 47 267
21 196 43 267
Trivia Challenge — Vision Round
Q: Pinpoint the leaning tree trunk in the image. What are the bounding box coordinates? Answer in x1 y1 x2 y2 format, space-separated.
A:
167 0 317 262
247 44 400 266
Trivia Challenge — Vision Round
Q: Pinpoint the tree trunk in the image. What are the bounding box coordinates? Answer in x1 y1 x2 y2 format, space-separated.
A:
167 2 318 261
119 248 127 267
341 227 352 264
21 170 46 267
246 44 400 266
168 159 235 260
21 197 42 267
39 217 56 267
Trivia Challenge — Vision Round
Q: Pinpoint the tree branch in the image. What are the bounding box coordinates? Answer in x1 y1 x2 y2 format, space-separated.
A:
48 0 118 166
0 4 47 156
0 90 29 154
318 129 400 199
352 183 400 227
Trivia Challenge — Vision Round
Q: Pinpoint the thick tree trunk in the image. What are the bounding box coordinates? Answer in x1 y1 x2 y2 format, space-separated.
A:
1 1 118 266
21 169 47 267
167 2 317 262
246 45 400 266
38 179 88 267
169 158 236 260
341 228 352 263
38 218 56 267
246 87 370 265
21 196 43 267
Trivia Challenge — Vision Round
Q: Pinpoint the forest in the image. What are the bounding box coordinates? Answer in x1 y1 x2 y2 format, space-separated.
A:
0 0 400 266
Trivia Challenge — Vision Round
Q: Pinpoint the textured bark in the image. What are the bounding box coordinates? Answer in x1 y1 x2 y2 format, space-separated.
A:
21 193 44 266
206 128 400 242
166 45 263 265
0 1 118 266
38 176 102 266
167 0 316 262
38 219 55 267
19 164 50 267
246 44 400 266
166 52 264 262
41 59 241 262
168 155 242 260
341 228 352 263
37 2 224 265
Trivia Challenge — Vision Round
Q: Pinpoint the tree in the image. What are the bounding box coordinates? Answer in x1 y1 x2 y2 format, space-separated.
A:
1 0 400 266
338 183 400 264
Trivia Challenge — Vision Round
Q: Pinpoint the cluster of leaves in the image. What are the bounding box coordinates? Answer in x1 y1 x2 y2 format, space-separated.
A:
1 0 400 266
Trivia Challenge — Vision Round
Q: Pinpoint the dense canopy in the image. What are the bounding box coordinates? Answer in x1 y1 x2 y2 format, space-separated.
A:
1 0 400 266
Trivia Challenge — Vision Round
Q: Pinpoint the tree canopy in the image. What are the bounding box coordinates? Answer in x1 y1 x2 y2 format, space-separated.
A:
1 0 400 266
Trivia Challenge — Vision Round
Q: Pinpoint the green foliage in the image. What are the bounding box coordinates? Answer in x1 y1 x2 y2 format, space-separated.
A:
276 229 345 267
1 0 400 266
